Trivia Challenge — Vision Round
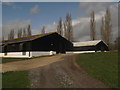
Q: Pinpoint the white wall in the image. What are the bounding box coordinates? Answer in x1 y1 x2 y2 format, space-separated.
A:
0 53 4 57
66 51 74 54
66 51 95 54
73 51 95 53
31 51 56 57
0 52 31 58
0 51 96 58
0 51 56 58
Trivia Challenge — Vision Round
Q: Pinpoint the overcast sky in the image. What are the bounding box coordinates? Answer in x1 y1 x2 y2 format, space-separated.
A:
1 1 119 43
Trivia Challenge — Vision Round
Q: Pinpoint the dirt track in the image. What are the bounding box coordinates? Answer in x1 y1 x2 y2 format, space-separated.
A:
28 54 108 88
1 54 109 88
0 54 70 72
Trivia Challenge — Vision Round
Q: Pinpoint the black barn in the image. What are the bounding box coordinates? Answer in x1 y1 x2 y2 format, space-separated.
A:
2 32 73 53
73 40 109 52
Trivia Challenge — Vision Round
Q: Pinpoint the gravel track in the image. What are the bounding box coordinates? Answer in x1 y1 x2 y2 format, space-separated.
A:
1 54 109 88
28 54 109 88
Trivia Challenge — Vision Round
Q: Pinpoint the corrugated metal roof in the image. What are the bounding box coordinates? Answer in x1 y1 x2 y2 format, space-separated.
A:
73 40 103 47
2 32 56 45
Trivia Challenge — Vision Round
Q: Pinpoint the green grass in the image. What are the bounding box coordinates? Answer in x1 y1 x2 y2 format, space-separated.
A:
2 71 30 88
76 52 118 88
0 58 30 64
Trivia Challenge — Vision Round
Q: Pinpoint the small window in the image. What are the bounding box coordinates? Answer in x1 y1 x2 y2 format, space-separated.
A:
22 51 26 55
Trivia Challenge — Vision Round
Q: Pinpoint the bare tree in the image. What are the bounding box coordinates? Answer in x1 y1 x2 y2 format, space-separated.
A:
7 31 10 40
100 17 106 41
17 28 22 38
64 21 68 39
23 28 27 37
100 8 112 47
27 24 32 36
104 8 112 46
64 13 73 42
8 29 15 40
90 11 96 40
57 17 63 36
41 26 45 34
11 29 15 39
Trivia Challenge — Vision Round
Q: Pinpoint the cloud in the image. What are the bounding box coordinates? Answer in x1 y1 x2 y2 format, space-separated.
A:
2 19 31 40
30 5 40 14
2 19 57 40
79 0 113 2
0 24 2 41
2 2 118 43
73 3 118 42
39 3 118 43
2 2 20 9
80 2 111 15
2 2 14 6
2 0 115 2
43 24 57 33
32 29 40 35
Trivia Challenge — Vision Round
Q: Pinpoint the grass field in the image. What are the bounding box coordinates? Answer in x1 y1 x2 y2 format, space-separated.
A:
76 52 118 88
2 71 29 88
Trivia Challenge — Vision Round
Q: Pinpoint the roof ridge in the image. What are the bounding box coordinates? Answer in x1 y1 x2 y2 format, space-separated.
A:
3 32 56 42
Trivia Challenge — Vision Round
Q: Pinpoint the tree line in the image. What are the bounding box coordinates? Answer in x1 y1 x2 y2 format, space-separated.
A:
3 8 119 51
4 13 76 43
90 8 119 51
57 8 119 50
7 24 32 40
56 13 73 42
6 24 46 41
41 13 73 42
90 8 114 49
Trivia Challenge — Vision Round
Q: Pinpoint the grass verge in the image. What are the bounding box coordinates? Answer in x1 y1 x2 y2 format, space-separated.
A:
76 52 118 88
2 71 29 88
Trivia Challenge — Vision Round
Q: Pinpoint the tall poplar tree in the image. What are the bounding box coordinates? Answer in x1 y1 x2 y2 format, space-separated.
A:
41 26 45 34
17 28 22 38
23 28 27 37
104 8 112 46
27 24 32 36
64 13 73 42
90 11 96 40
57 17 63 36
100 8 112 46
